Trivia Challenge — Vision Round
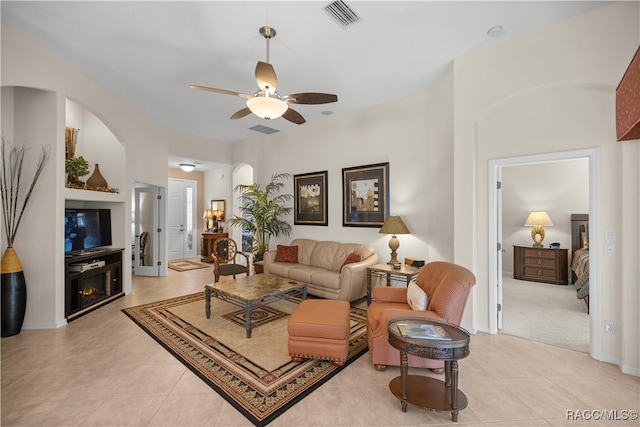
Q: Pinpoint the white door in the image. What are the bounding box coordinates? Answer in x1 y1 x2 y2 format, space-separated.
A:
168 179 197 261
134 186 160 276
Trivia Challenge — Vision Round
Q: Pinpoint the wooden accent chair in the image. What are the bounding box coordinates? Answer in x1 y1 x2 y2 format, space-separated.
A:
366 261 476 372
212 238 250 283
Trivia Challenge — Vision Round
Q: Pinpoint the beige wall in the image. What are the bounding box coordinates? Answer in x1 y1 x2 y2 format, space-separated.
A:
231 70 456 268
453 2 639 374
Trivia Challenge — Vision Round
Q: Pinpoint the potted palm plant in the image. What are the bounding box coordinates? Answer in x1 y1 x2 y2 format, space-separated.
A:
227 173 293 269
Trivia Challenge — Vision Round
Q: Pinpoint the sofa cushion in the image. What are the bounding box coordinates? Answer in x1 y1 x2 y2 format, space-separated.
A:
342 252 361 268
290 239 318 266
310 241 342 270
275 245 298 263
288 265 326 283
309 269 342 290
407 281 428 310
268 262 301 278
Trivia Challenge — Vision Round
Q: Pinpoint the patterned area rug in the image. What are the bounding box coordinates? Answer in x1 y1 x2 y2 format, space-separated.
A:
222 306 288 329
167 259 209 271
122 292 368 426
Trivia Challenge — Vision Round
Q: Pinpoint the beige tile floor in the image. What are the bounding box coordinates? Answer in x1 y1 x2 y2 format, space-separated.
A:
2 263 639 426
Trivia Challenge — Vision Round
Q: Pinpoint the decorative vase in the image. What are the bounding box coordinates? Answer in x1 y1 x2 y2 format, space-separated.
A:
86 163 108 188
1 247 27 337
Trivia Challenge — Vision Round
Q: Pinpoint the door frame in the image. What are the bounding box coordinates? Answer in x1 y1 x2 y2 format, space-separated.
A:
488 148 601 360
131 181 166 277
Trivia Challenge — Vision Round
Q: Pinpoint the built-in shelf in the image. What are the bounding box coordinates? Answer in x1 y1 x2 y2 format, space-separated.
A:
65 188 126 203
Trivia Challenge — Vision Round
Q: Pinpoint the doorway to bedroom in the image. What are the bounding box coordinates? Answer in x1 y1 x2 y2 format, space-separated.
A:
489 149 600 358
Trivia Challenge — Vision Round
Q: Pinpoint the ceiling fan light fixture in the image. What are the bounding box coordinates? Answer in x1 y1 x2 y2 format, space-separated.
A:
247 96 288 120
179 163 196 172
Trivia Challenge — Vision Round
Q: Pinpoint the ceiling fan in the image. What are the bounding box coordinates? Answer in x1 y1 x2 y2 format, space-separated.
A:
191 26 337 125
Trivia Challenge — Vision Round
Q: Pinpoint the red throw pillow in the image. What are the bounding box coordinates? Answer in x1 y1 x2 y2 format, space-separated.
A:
275 245 298 263
342 252 361 268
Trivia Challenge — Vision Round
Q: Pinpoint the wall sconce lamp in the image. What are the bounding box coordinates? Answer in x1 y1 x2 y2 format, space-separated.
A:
179 163 195 172
203 209 215 232
379 215 410 267
524 211 554 247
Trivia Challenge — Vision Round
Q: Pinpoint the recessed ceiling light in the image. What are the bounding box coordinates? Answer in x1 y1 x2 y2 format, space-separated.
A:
321 110 334 116
487 25 504 38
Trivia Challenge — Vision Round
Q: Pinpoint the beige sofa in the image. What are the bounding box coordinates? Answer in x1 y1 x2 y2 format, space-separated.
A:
263 239 379 302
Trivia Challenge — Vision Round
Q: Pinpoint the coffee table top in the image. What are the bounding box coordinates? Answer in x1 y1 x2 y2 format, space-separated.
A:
205 273 306 301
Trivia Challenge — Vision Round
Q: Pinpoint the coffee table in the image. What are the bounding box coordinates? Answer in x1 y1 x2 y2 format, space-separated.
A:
204 273 307 338
388 318 471 422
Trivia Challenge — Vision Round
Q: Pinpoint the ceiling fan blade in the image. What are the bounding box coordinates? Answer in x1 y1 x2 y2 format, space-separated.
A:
190 85 252 99
230 107 252 120
284 93 338 105
255 61 278 93
282 107 306 125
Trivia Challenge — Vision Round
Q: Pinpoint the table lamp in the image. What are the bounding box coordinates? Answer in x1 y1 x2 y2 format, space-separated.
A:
203 209 215 232
524 211 554 247
379 215 410 266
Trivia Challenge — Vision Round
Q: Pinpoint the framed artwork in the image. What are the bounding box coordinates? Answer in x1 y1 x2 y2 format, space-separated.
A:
342 162 389 227
294 171 328 226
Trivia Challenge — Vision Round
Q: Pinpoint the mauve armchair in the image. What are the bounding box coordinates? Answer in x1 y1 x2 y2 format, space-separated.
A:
366 261 476 372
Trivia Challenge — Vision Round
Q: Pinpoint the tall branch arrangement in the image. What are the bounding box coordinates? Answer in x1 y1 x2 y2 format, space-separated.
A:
1 137 50 248
227 173 293 262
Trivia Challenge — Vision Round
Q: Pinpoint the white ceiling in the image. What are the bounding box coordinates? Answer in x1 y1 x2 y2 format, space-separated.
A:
2 1 612 170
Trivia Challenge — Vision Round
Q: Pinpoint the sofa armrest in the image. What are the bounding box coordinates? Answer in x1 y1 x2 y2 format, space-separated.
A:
372 286 407 303
379 309 444 326
263 250 277 274
338 253 380 301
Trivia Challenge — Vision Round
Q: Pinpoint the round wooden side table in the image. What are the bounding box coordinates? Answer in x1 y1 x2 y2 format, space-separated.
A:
388 318 471 422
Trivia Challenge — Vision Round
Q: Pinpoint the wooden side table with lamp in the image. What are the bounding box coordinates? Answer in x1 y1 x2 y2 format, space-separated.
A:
515 211 568 285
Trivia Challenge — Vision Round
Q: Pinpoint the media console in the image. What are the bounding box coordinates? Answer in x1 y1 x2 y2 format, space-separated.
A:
64 248 124 321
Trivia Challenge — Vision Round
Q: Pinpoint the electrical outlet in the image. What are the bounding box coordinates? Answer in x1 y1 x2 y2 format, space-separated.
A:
604 320 617 335
605 243 616 256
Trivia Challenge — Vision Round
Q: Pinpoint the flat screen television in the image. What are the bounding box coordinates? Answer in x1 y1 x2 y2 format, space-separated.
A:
64 208 112 254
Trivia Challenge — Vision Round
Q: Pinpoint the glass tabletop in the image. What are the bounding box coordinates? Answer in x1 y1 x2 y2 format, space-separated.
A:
388 318 470 348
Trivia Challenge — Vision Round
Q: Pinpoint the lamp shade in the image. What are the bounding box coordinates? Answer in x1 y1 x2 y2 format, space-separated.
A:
203 209 214 220
379 216 410 235
524 211 554 226
247 96 288 120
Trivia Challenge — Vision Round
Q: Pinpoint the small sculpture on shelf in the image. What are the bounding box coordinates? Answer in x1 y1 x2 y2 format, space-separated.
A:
65 157 119 193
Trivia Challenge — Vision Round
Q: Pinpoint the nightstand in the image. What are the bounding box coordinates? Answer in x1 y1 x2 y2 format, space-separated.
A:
513 246 568 285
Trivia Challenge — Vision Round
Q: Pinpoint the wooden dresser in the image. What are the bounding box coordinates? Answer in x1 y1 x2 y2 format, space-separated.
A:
200 232 228 263
513 246 568 285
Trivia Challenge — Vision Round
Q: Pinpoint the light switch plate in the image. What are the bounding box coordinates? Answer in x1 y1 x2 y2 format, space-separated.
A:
605 229 616 243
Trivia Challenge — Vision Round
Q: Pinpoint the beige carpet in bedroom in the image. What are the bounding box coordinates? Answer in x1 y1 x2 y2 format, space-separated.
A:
501 273 590 353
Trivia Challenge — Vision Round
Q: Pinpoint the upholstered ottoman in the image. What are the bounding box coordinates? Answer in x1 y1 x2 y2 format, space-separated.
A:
288 299 350 366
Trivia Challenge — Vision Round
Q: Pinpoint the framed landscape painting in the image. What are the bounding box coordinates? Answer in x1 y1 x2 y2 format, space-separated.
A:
294 171 328 226
342 162 389 227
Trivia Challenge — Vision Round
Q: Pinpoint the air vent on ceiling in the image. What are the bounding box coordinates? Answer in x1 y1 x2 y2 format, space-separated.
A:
323 0 361 29
249 124 280 135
